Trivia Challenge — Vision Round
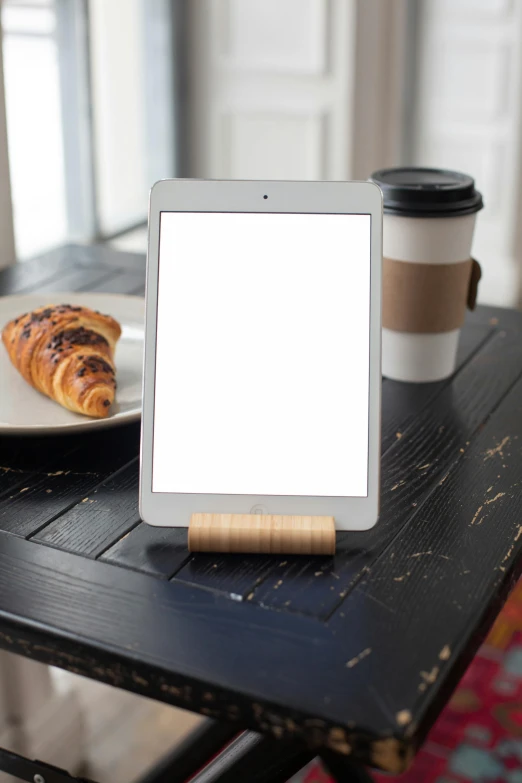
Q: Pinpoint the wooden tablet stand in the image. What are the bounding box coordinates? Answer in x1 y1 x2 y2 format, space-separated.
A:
189 513 336 555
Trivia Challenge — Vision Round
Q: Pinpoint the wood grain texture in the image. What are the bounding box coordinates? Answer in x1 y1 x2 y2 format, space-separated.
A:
1 248 522 773
0 533 389 763
0 421 140 475
189 514 336 555
467 303 522 332
173 324 500 612
328 370 522 744
173 552 276 599
85 270 145 295
381 322 492 454
32 460 141 557
32 267 119 294
0 424 140 538
0 470 108 538
0 464 37 503
0 244 145 296
205 327 522 619
100 523 189 578
0 252 107 296
20 243 147 275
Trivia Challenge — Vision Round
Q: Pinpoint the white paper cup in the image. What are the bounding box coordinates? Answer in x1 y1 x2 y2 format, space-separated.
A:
382 213 477 382
371 168 484 383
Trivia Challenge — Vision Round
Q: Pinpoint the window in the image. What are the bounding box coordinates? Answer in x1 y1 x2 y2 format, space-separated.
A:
2 0 177 260
2 0 67 258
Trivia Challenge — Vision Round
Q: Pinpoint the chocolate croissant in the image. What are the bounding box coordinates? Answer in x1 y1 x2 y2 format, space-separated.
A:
2 304 121 418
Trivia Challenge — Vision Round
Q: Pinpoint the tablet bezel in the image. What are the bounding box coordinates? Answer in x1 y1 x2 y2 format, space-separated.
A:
140 179 382 531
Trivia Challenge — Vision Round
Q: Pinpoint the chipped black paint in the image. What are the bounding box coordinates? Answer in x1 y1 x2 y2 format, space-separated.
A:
1 249 522 775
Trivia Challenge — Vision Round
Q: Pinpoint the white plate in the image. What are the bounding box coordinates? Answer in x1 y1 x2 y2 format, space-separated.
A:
0 292 144 435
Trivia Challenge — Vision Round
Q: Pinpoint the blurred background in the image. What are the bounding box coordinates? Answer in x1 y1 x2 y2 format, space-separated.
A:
0 3 519 780
1 0 521 307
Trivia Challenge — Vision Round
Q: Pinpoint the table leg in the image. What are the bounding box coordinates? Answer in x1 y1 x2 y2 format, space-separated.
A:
183 730 313 783
0 652 84 777
0 746 94 783
320 750 375 783
137 719 238 783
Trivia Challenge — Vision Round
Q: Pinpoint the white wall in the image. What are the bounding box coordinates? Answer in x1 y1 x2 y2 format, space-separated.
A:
412 0 522 307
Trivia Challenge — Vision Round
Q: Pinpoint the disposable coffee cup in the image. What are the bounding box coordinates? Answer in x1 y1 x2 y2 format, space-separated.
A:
370 167 484 383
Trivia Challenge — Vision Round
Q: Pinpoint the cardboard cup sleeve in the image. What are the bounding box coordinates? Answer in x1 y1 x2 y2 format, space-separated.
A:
382 257 482 334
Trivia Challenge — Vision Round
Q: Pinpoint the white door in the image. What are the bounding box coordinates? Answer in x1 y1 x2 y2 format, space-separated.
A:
412 0 522 307
185 0 408 182
185 0 404 182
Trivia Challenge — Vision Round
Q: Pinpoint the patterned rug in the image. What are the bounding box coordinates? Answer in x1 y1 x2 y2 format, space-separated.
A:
298 578 522 783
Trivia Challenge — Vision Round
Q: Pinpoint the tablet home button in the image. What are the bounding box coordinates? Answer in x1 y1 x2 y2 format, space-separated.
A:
250 504 269 515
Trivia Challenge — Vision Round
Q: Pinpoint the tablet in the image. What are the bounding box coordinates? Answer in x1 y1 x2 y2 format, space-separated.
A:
140 179 382 531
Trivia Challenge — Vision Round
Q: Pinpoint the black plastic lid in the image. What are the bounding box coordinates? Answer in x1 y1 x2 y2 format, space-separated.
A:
370 167 484 218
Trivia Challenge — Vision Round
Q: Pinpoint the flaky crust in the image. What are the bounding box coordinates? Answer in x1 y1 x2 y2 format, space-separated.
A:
2 304 121 418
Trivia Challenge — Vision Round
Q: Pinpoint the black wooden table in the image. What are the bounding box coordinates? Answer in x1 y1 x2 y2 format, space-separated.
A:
1 244 522 783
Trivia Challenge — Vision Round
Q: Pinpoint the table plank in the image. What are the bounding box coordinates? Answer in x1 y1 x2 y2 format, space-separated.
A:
248 326 522 618
0 380 521 778
0 244 146 297
32 267 119 294
0 532 386 761
85 270 145 295
59 321 501 611
0 465 37 502
0 470 108 538
381 322 492 454
32 459 141 557
0 438 79 502
22 243 146 275
328 370 522 744
468 302 522 332
2 247 522 774
100 524 189 578
0 252 108 296
0 424 140 537
97 323 521 613
172 554 276 599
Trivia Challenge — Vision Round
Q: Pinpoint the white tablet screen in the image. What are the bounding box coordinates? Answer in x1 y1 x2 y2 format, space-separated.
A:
152 212 371 497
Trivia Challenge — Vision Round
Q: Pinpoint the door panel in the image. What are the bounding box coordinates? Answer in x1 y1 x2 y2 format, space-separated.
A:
186 0 354 181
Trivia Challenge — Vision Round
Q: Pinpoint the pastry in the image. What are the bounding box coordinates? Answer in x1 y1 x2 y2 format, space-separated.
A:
2 304 121 418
